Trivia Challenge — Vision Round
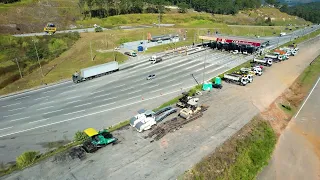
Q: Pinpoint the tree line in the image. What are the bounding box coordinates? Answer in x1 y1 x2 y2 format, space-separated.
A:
0 0 20 4
78 0 262 18
280 2 320 24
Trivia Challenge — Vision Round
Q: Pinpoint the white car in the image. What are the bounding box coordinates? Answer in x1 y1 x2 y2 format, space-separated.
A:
146 74 156 80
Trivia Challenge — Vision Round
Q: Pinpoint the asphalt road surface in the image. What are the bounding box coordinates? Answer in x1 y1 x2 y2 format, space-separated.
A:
3 35 319 180
0 26 319 164
12 25 152 37
258 78 320 180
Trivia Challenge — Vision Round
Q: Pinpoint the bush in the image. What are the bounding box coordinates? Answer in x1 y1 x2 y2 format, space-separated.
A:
188 84 202 96
48 38 68 53
0 73 20 89
95 27 103 32
74 131 90 142
16 151 39 168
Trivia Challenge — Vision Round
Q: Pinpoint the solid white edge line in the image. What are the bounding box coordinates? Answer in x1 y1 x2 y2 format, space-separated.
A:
294 77 320 118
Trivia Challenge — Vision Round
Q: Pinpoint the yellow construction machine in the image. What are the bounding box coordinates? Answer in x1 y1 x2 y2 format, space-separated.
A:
44 23 56 35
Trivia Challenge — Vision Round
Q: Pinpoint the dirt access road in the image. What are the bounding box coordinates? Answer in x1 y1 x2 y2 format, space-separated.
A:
258 77 320 180
2 36 320 180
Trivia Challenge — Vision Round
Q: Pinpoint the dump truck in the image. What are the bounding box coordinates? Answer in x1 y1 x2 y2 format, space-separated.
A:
44 23 56 35
231 73 253 83
252 58 272 66
240 67 262 76
72 61 119 83
222 74 248 86
82 128 117 153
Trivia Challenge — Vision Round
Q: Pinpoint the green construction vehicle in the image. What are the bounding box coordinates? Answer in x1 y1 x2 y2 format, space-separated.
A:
82 128 118 153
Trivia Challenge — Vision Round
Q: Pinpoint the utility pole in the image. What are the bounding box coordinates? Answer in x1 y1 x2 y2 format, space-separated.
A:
15 58 22 79
90 41 93 61
32 40 44 77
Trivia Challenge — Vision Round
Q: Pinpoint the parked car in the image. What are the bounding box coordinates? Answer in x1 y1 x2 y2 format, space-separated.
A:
124 51 137 57
146 74 156 80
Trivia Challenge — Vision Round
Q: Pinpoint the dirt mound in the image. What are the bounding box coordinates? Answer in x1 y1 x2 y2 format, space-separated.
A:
52 146 86 163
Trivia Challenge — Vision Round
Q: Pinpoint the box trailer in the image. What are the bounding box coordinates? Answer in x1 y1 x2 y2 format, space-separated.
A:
72 61 119 83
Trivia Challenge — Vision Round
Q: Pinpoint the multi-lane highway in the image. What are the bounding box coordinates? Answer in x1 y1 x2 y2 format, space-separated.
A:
0 25 319 163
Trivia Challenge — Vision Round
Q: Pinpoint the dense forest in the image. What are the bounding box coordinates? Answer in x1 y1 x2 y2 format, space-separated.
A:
78 0 261 18
280 2 320 23
0 0 20 3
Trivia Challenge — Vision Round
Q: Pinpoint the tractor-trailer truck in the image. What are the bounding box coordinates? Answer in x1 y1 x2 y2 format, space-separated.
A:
223 74 248 86
72 61 119 83
252 58 272 66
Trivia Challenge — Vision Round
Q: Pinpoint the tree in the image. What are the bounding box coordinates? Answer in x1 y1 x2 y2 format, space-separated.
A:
177 2 188 13
265 0 276 5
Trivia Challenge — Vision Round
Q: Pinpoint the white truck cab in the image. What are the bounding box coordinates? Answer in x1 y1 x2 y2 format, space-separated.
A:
150 55 163 64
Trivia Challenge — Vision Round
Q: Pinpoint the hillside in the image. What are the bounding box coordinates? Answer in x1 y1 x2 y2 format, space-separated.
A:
0 0 311 34
0 0 80 34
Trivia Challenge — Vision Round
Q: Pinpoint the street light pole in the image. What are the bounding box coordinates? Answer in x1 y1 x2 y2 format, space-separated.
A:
202 47 207 84
32 40 44 77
